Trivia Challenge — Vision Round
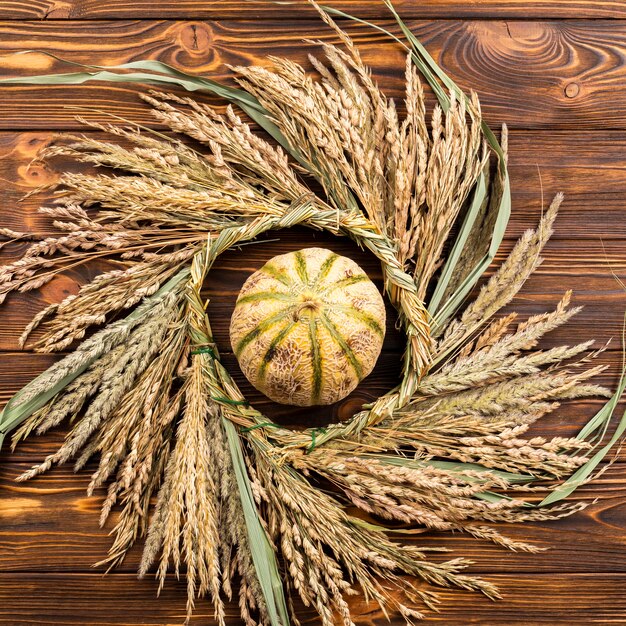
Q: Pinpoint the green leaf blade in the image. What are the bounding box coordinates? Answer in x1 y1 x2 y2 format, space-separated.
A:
223 419 290 626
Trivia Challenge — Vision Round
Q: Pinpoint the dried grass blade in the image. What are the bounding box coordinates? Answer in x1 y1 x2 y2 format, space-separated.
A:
578 324 626 443
222 418 290 626
428 170 488 315
539 321 626 507
371 454 534 484
433 174 510 328
539 404 626 507
0 52 306 167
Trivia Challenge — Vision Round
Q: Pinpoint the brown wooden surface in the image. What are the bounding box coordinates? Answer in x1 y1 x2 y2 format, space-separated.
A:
4 20 626 130
1 3 626 625
0 0 626 20
3 130 626 238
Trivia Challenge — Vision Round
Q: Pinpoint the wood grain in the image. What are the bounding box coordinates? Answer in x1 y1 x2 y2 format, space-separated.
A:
2 348 624 460
3 130 626 239
2 233 626 352
1 572 626 625
2 20 626 129
7 401 621 460
2 461 626 574
1 0 626 20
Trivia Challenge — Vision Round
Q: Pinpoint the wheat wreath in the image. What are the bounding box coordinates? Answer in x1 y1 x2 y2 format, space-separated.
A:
0 2 625 625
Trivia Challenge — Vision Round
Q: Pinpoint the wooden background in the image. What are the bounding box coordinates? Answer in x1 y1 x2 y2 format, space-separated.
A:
2 1 626 624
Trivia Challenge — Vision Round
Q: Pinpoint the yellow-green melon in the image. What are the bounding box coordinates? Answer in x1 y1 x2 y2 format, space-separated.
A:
229 247 386 406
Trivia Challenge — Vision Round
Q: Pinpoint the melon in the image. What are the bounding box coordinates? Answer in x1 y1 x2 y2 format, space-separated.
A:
229 247 386 406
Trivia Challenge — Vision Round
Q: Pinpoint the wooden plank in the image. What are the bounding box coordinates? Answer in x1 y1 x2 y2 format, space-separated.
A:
0 571 625 624
2 234 626 352
4 392 625 465
1 20 626 129
1 460 626 575
2 348 624 459
3 130 626 239
6 402 621 460
2 0 626 20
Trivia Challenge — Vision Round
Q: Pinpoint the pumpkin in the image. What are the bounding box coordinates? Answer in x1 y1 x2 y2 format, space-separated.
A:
230 247 386 406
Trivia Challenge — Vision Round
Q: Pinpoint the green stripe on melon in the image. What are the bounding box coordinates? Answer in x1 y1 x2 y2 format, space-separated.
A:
236 291 293 305
234 305 296 358
307 317 323 404
312 252 338 287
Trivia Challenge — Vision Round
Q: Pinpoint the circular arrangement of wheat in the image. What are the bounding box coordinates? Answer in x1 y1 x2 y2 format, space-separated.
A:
0 3 624 626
